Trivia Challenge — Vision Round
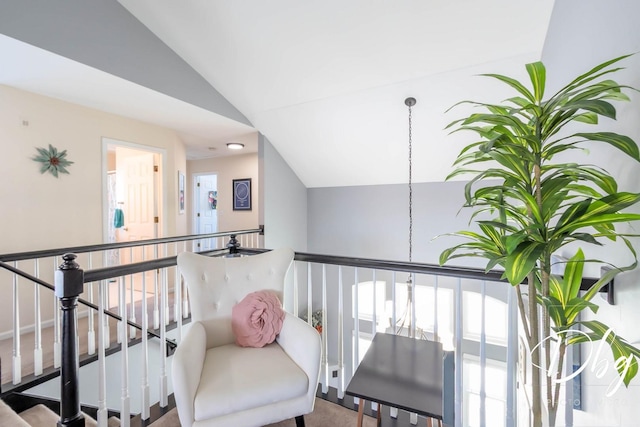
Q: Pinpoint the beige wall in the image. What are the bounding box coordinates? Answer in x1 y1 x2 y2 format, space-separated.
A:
0 85 188 335
187 152 259 234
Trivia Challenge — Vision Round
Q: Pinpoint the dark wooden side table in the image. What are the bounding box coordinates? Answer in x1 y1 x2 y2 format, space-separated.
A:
345 333 453 427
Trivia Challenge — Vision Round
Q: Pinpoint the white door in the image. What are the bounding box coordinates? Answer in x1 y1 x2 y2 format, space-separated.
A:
195 174 218 250
115 147 157 260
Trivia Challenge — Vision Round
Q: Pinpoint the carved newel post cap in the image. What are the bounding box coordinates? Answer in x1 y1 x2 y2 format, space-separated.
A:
227 235 241 256
55 253 84 299
59 253 79 270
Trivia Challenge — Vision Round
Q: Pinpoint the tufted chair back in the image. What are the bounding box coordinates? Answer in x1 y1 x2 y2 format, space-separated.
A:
177 248 294 349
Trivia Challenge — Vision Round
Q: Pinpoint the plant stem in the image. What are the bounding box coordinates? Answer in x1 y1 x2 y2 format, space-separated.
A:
516 284 532 343
528 272 542 427
549 340 567 427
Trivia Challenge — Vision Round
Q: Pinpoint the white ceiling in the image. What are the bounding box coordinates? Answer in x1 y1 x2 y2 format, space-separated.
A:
1 1 556 187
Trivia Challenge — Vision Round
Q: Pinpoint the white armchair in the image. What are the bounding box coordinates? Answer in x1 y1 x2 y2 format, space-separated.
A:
173 248 321 427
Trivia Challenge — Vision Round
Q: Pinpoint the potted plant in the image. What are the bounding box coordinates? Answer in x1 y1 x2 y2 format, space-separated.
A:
439 55 640 427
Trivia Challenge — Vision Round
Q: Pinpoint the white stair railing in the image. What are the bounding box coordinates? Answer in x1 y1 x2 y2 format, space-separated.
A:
289 255 516 427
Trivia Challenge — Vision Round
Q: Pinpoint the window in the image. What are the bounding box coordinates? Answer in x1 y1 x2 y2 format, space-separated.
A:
463 356 507 427
463 291 508 346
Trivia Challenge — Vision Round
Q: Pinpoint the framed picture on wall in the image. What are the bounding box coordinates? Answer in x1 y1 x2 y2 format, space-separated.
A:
178 171 185 214
232 178 252 211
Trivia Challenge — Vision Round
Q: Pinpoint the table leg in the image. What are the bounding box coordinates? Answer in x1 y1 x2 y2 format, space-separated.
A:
427 418 432 427
376 404 382 427
357 400 365 427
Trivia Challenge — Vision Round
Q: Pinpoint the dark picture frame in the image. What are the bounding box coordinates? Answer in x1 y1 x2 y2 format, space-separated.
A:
232 178 252 211
178 171 185 214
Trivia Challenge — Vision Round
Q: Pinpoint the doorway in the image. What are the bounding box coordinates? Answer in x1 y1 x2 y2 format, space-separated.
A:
193 173 218 250
102 138 165 294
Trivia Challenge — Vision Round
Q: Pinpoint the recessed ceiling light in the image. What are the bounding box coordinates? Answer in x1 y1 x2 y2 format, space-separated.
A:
226 142 245 150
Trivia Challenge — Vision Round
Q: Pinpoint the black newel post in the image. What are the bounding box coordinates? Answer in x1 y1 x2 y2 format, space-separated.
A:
227 234 240 256
54 253 85 427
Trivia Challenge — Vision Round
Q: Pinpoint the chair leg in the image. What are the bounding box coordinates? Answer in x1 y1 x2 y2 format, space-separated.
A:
295 415 306 427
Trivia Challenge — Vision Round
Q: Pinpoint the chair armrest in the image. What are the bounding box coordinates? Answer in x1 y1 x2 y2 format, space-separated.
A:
276 313 322 399
172 321 207 427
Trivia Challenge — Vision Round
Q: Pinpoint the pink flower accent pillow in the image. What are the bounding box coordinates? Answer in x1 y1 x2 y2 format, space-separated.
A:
232 290 285 348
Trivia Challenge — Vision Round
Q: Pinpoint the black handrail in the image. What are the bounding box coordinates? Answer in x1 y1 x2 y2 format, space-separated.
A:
83 248 229 282
239 248 602 289
0 228 262 263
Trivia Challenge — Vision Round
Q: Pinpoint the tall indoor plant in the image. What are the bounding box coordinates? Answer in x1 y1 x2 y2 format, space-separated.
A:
439 55 640 427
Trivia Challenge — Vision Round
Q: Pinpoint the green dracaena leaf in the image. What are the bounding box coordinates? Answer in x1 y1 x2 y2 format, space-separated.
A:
564 249 585 302
574 132 640 162
565 297 599 324
480 73 536 103
526 61 546 102
505 241 544 285
573 112 599 125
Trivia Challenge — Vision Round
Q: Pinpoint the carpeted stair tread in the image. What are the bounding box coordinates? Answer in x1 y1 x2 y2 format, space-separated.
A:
12 402 120 427
0 399 31 427
19 404 59 427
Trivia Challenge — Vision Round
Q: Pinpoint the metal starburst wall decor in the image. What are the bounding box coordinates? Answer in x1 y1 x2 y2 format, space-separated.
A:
32 144 74 177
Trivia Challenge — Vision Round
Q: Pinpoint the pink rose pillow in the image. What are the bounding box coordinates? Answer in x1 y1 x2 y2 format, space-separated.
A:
232 290 285 348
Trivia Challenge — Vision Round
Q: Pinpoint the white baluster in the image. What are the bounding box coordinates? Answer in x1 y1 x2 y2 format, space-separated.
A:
306 263 312 325
173 242 182 328
292 262 298 317
506 285 518 427
88 254 96 355
353 268 360 368
337 266 345 399
53 257 61 369
391 271 397 331
153 245 160 330
164 244 170 326
141 248 150 420
12 262 22 384
455 278 463 427
410 272 416 338
372 270 377 336
129 247 137 338
119 276 130 427
321 264 328 394
434 276 439 342
480 281 487 427
97 281 108 426
182 242 189 318
370 270 379 415
174 264 182 342
102 253 110 348
390 271 398 419
33 259 43 376
159 265 168 407
183 283 190 318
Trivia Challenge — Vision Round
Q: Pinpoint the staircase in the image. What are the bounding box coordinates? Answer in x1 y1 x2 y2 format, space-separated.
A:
0 398 120 427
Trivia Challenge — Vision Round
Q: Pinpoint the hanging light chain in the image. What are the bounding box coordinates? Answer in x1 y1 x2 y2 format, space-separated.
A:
408 105 413 263
405 97 416 264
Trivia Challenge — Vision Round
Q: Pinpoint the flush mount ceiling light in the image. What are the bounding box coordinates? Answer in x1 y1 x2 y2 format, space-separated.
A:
226 142 245 150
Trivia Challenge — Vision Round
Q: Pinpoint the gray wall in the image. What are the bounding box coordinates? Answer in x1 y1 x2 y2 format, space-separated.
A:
0 0 250 126
308 181 480 267
260 134 308 252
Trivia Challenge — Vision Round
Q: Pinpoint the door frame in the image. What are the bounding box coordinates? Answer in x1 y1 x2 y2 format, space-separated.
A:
101 137 168 243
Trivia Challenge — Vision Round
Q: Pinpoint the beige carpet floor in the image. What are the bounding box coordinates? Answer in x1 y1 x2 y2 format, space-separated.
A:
148 398 376 427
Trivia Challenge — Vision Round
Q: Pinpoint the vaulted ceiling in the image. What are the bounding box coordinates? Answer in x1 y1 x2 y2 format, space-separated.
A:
1 1 555 188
